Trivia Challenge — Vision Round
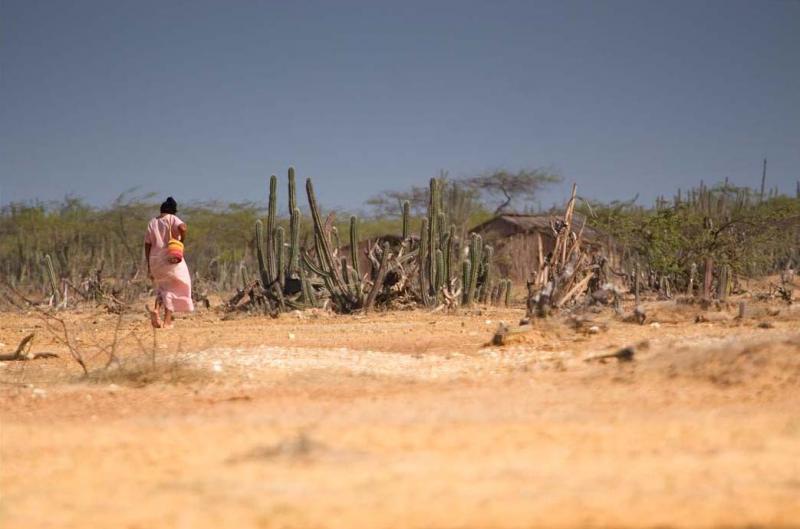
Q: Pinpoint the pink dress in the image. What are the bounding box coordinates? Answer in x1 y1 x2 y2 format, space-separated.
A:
144 214 194 313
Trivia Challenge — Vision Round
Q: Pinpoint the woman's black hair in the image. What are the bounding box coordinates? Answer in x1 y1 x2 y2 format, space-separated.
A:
160 196 178 214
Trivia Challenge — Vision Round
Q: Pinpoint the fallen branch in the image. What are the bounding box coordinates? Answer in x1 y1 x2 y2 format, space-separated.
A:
0 333 59 361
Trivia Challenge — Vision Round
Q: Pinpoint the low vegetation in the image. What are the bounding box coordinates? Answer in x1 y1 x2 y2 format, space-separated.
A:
1 168 797 313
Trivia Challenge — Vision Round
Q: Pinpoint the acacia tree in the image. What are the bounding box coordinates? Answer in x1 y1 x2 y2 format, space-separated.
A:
464 168 562 214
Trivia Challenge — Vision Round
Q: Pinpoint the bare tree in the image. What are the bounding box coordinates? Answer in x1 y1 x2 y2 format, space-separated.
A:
464 168 561 214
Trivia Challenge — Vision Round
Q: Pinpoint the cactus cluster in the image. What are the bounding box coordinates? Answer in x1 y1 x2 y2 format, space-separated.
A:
418 178 457 305
247 168 512 314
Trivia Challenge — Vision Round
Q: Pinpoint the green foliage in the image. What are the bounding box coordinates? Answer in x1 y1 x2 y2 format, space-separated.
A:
4 178 794 302
576 182 800 284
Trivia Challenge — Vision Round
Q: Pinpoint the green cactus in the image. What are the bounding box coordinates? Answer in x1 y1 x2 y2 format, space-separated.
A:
266 174 278 282
349 216 360 278
480 245 494 304
461 258 471 305
427 178 439 297
434 249 444 294
445 224 456 288
255 220 270 288
305 178 355 308
364 242 391 312
300 262 316 307
289 207 300 276
331 226 342 256
437 212 447 248
275 226 286 289
287 167 297 218
438 178 446 218
418 218 431 306
349 215 364 300
306 179 335 273
466 233 482 306
287 167 300 277
341 257 350 288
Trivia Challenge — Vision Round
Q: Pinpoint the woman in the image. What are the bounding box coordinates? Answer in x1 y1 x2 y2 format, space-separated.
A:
144 197 194 328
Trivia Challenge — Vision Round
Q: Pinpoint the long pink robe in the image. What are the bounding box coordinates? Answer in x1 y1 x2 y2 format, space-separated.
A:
145 214 194 313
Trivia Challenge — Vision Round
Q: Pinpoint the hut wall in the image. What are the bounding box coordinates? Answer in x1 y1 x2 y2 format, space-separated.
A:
492 232 556 284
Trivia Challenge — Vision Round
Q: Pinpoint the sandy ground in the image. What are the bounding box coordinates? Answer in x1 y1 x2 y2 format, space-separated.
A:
1 297 799 529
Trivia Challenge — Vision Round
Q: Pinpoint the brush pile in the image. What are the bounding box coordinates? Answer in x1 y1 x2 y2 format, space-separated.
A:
525 184 609 319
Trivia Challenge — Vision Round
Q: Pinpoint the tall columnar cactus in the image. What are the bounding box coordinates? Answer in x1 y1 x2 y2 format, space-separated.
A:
341 257 350 288
437 212 447 248
364 242 391 312
466 233 482 306
299 262 316 307
289 207 301 276
418 218 431 306
275 226 286 289
287 167 297 219
439 230 450 285
255 220 270 288
461 258 471 305
427 178 439 298
349 216 360 278
480 245 494 304
331 227 342 256
287 167 300 276
445 224 456 287
44 254 59 305
305 178 355 308
401 200 410 241
266 175 278 282
434 249 445 294
349 215 363 299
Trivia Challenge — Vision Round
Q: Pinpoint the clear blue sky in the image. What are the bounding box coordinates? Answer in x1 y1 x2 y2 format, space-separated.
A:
2 0 798 212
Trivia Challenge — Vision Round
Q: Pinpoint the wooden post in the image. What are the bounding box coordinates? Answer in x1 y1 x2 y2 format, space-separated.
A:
703 257 714 300
634 262 640 307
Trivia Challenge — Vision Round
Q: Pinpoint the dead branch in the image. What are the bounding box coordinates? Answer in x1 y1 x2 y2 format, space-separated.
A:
0 333 59 361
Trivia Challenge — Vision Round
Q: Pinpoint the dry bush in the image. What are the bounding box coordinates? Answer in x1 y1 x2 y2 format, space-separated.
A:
82 358 211 388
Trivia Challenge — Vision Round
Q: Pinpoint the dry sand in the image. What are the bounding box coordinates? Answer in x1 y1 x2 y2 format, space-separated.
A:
1 299 799 528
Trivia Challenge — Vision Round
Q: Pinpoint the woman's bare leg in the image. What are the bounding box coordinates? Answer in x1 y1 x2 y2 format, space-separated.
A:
146 299 162 328
162 309 174 329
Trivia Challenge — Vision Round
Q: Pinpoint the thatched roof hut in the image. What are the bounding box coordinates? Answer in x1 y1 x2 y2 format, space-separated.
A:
470 213 619 283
